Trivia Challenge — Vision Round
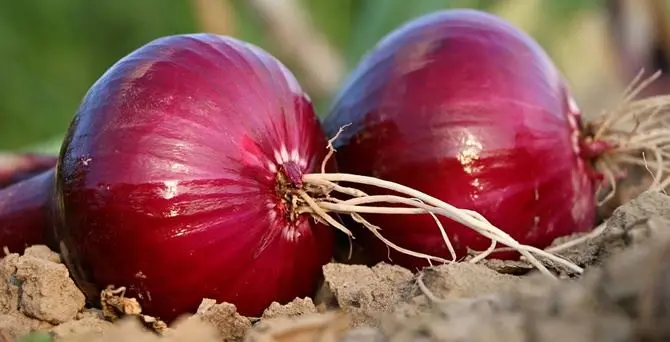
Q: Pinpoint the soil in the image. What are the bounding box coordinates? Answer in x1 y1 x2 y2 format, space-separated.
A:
2 190 670 341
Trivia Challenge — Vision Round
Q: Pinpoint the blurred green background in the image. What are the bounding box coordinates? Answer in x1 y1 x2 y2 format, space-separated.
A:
1 0 666 153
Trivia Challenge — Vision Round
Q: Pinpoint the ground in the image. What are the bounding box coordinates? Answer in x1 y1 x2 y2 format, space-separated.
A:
1 191 669 342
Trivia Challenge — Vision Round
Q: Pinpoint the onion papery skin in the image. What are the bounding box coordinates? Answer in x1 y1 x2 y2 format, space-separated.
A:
323 10 596 270
0 169 56 253
54 34 334 321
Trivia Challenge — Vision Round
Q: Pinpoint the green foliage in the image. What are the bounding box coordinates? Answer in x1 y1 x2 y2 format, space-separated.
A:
0 0 196 150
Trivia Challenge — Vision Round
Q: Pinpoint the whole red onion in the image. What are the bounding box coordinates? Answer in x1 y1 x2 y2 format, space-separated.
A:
323 9 600 270
53 34 334 321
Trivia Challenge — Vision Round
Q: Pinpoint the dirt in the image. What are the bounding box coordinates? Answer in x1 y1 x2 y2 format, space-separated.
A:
1 191 670 341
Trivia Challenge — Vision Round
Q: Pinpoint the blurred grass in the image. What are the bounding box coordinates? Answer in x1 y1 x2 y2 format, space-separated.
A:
0 0 614 153
0 0 196 151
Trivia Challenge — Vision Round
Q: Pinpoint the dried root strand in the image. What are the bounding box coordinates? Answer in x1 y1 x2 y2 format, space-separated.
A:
545 222 609 254
296 189 352 237
416 271 448 304
300 172 583 278
320 123 350 174
349 211 452 265
591 70 670 200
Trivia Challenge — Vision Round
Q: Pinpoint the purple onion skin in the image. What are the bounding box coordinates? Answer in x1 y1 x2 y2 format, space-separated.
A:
0 153 58 189
0 154 58 253
0 169 56 253
54 34 334 322
323 10 597 270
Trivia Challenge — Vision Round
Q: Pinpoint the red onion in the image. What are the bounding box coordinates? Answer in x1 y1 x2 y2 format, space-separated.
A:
0 169 56 253
0 153 57 189
0 153 57 253
53 34 335 321
322 9 668 271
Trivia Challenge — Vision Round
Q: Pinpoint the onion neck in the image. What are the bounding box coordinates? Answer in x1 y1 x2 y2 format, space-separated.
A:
575 129 613 184
279 162 304 188
578 138 616 160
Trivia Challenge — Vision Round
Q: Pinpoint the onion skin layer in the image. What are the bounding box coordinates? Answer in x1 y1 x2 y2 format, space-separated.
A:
323 10 596 270
54 34 334 321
